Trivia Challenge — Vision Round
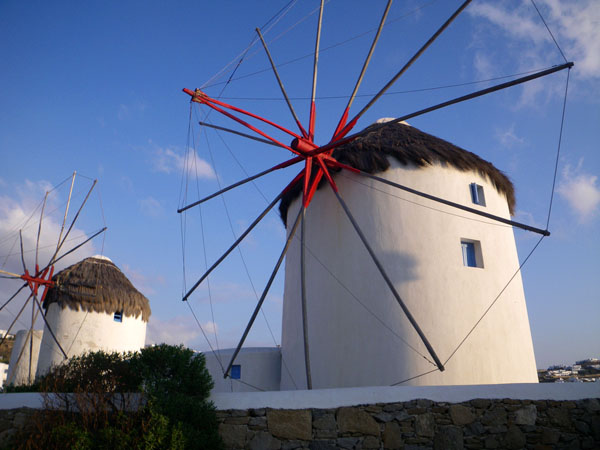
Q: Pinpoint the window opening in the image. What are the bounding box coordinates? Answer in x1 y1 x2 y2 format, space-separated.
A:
470 183 486 206
114 311 123 322
231 364 241 379
461 239 483 268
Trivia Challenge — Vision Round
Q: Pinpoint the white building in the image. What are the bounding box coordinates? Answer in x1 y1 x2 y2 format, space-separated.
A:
34 255 150 378
6 329 42 386
206 122 538 392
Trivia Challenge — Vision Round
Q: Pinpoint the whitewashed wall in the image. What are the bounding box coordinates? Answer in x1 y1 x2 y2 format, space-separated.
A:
36 305 146 377
204 347 281 393
6 329 42 386
281 159 538 389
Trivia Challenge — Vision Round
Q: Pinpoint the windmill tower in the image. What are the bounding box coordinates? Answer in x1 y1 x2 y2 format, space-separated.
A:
280 121 538 389
36 255 151 377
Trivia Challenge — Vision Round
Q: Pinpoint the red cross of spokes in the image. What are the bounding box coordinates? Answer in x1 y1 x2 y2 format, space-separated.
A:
182 87 358 211
21 264 55 306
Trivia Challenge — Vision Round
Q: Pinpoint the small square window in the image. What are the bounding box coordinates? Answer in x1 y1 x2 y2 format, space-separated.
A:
230 365 241 379
114 311 123 322
461 239 483 268
470 183 486 206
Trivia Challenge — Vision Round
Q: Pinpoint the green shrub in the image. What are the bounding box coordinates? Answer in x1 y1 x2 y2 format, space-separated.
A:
8 344 223 450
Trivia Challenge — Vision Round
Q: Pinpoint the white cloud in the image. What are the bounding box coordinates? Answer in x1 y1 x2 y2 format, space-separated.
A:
153 147 215 179
146 315 202 346
557 159 600 222
138 196 163 217
202 321 218 334
495 124 525 148
468 0 600 104
121 264 165 297
0 178 99 330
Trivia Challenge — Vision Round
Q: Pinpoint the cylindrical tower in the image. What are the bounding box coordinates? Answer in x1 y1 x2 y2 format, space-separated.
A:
280 121 538 389
36 255 151 377
6 329 43 386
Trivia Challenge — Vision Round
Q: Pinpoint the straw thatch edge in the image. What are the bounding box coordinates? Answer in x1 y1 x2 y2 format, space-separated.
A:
279 122 515 226
44 257 151 322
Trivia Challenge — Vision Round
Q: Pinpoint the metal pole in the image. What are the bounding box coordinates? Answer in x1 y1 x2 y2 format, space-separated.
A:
256 27 308 138
50 227 107 267
32 294 68 359
332 189 445 372
342 0 473 135
178 156 302 213
333 0 393 138
198 121 280 147
305 62 575 158
337 166 550 236
182 187 289 301
224 207 303 378
300 206 312 389
308 0 325 140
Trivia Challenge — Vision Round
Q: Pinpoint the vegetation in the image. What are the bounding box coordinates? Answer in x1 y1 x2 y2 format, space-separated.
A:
4 344 223 450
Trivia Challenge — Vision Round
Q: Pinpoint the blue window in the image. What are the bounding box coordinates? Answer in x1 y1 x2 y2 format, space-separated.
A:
114 311 123 322
231 365 241 379
461 239 483 268
462 242 476 267
470 183 486 206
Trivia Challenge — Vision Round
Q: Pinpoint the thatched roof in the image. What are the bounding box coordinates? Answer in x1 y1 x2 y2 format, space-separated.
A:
44 256 151 322
279 121 515 225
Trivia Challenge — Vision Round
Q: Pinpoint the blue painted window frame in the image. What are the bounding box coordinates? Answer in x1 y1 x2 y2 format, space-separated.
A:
461 241 477 267
231 364 241 379
114 311 123 322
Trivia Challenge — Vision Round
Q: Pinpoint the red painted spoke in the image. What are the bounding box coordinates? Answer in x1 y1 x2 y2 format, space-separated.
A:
188 92 300 155
183 88 302 141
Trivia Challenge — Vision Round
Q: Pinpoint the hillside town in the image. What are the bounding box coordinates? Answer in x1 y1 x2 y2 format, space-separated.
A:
537 358 600 383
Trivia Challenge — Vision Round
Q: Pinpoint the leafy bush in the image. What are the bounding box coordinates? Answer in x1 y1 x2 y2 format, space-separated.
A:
7 344 223 450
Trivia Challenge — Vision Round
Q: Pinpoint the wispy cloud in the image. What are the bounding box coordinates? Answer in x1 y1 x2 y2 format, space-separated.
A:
468 0 600 104
138 196 163 217
495 124 525 148
146 315 203 347
557 159 600 222
0 178 99 330
153 147 215 179
121 264 165 297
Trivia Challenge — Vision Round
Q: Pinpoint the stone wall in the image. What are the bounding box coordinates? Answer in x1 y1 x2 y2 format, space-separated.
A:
1 397 599 449
217 398 600 450
0 407 35 444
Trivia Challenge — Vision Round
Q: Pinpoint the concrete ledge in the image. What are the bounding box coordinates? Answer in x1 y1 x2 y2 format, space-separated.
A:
210 382 600 410
2 382 598 411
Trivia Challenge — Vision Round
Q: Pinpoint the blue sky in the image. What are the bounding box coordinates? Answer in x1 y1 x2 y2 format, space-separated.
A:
0 0 598 371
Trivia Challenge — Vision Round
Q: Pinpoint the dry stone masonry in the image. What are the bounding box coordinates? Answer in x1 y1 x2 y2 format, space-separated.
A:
216 398 600 450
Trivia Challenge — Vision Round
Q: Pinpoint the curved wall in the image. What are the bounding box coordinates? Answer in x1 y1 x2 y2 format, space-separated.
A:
36 305 146 377
281 160 537 389
6 329 42 386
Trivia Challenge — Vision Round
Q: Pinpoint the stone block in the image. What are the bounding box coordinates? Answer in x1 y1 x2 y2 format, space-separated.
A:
309 440 336 450
541 427 561 444
268 409 312 441
248 431 281 450
337 407 380 437
503 425 526 449
434 425 463 450
248 416 267 428
363 435 382 448
547 407 571 427
336 437 359 449
471 399 491 409
449 404 475 426
415 413 435 438
219 423 248 449
313 413 336 431
481 407 507 426
383 421 403 449
514 404 537 426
